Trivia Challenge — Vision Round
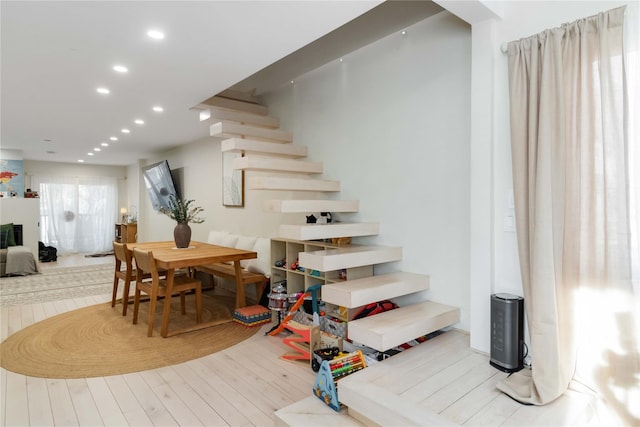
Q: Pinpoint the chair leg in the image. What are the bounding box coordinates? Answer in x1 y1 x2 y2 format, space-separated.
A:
147 291 157 337
111 274 119 307
180 291 186 315
122 271 132 316
195 286 202 323
122 280 131 316
132 289 140 324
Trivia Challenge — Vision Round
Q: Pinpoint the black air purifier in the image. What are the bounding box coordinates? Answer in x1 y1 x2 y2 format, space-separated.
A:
490 293 524 373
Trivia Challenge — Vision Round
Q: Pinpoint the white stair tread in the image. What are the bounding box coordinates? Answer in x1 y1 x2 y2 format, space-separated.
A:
279 223 379 241
299 245 402 272
340 379 458 427
248 176 340 192
264 199 359 213
338 331 466 427
195 105 280 128
221 138 307 158
201 95 268 116
216 89 260 104
210 120 293 143
234 156 323 174
322 272 430 308
274 396 365 427
348 300 460 352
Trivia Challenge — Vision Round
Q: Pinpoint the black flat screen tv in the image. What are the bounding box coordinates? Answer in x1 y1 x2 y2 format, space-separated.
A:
141 160 179 211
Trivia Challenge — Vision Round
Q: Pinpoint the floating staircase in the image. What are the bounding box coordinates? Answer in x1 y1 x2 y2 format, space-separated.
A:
321 272 430 308
264 199 359 213
222 138 308 158
206 92 461 425
299 245 402 271
279 222 379 241
247 176 340 192
210 120 293 143
234 156 323 174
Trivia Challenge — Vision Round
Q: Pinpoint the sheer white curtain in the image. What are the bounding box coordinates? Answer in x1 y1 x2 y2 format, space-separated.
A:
32 175 118 255
501 5 639 423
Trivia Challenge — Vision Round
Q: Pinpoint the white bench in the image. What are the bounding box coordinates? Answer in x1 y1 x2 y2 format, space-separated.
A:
195 231 271 306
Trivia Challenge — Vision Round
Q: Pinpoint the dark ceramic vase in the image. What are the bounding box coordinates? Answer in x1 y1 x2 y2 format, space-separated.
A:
174 222 191 248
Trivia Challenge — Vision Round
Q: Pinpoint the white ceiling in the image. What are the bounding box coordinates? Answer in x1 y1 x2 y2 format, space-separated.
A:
1 0 442 166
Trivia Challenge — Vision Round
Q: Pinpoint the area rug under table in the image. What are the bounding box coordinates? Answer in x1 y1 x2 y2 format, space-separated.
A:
0 293 261 378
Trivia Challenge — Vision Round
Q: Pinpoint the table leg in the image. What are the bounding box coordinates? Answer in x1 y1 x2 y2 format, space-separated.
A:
161 268 175 337
233 260 246 308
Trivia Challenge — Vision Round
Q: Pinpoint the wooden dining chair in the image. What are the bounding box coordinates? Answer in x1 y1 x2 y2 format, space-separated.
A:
112 241 150 316
132 248 203 337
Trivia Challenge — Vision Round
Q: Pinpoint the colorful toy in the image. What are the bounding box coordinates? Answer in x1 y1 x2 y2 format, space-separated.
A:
312 346 342 372
233 305 271 327
312 350 367 411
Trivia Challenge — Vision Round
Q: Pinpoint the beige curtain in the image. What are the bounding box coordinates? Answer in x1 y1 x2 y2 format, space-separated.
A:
501 5 639 422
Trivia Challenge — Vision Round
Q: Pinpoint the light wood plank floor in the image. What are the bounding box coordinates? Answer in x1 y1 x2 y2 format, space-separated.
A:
1 254 628 426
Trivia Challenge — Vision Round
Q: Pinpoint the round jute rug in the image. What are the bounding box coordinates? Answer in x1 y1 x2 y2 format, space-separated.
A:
0 294 261 378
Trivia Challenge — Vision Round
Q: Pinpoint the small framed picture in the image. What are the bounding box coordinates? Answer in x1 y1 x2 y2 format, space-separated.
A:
222 152 244 207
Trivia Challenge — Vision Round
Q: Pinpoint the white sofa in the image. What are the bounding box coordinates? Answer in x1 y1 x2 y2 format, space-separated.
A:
197 230 271 306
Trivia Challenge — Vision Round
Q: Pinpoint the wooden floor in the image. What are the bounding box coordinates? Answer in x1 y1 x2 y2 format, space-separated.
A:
0 254 626 426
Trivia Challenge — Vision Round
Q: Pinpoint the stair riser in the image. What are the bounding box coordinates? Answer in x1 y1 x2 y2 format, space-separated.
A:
248 177 340 192
234 157 323 174
299 247 402 272
348 305 460 352
211 121 292 143
264 199 359 213
202 96 268 115
322 273 430 308
279 223 379 241
198 106 280 128
222 138 307 158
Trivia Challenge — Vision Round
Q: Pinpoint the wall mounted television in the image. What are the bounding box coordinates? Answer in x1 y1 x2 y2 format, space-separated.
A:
141 160 180 211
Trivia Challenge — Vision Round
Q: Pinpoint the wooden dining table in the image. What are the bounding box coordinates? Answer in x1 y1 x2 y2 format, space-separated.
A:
127 240 257 337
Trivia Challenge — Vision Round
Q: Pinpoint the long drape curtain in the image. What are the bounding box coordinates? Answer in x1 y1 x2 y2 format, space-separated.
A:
501 5 639 423
32 175 118 255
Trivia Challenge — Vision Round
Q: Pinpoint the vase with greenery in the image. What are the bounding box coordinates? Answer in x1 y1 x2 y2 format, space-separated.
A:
160 196 205 248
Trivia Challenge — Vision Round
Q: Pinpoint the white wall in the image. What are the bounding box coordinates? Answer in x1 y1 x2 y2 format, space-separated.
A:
466 0 634 353
23 160 128 213
262 11 472 330
136 137 300 244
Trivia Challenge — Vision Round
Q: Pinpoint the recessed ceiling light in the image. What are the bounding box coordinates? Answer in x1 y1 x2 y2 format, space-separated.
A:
401 30 407 35
199 110 211 121
94 148 101 152
88 152 94 156
152 106 163 112
78 159 85 163
147 29 165 40
101 142 109 147
121 128 130 134
110 136 118 141
113 65 128 73
134 119 144 125
96 87 110 94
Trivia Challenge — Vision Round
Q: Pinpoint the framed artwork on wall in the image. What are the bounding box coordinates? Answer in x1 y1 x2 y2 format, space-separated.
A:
222 152 244 207
0 159 24 197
